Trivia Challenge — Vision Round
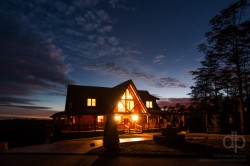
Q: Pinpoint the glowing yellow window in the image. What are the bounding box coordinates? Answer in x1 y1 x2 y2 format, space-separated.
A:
146 101 152 108
97 116 104 122
87 98 96 106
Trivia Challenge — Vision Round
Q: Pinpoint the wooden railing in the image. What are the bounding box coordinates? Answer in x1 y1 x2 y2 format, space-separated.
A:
124 124 130 133
60 123 104 131
135 124 142 133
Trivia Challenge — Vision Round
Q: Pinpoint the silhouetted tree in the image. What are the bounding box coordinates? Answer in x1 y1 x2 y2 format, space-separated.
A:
103 114 119 151
190 0 249 134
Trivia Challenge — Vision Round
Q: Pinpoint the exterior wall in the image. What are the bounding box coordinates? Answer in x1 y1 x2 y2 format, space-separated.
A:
76 115 106 130
79 115 94 124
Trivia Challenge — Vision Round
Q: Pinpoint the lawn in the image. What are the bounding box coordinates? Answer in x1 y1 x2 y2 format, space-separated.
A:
87 136 250 157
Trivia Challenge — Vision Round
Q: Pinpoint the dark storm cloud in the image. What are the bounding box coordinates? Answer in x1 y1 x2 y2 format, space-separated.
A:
0 0 140 62
9 0 134 61
83 62 188 88
0 0 131 107
0 5 73 106
0 107 55 119
0 96 38 106
0 96 51 109
1 105 51 110
0 21 72 89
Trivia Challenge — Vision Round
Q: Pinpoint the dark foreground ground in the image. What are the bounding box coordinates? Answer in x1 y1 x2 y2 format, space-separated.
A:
1 154 249 166
87 134 250 156
1 134 250 166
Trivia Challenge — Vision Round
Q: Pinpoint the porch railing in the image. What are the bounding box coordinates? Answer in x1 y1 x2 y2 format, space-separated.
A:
59 123 160 133
135 124 142 133
60 123 104 131
124 124 130 133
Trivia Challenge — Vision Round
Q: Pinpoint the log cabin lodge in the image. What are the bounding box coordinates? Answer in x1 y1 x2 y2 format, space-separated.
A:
51 80 170 133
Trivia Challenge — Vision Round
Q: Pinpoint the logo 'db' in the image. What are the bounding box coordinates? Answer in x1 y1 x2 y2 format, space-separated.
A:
223 131 245 153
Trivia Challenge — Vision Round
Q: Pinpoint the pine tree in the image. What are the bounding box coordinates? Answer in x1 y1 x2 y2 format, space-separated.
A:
190 0 249 134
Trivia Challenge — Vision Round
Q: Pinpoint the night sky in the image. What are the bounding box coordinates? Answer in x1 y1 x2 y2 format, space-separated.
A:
0 0 240 118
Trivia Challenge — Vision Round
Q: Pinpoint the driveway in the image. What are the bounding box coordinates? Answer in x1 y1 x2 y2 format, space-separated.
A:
2 133 154 154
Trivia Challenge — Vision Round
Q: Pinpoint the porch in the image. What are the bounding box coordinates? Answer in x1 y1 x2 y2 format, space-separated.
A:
53 114 164 134
57 123 162 134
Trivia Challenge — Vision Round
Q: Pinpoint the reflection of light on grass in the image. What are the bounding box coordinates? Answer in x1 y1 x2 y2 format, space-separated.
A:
120 137 144 143
130 138 143 141
180 131 187 135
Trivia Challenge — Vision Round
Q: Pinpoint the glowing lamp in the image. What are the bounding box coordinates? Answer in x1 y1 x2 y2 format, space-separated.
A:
115 115 121 121
132 115 138 121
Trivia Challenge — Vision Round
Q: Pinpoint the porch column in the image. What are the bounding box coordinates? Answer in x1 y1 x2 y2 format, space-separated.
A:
78 115 81 132
93 115 97 132
58 117 61 127
147 114 149 131
158 115 160 131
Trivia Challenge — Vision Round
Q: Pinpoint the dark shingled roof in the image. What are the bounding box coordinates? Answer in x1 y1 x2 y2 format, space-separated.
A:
137 91 162 115
51 80 162 117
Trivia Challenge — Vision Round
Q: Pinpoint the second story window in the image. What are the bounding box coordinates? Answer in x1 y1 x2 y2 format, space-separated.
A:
146 101 153 108
87 98 96 106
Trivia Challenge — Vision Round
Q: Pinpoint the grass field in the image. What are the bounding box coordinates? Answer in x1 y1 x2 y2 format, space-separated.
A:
87 134 250 156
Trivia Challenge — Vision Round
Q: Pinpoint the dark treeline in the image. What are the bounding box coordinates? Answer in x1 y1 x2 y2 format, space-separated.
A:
0 119 53 148
189 0 250 134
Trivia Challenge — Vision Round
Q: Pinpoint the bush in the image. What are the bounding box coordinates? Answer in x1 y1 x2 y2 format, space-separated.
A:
154 126 185 144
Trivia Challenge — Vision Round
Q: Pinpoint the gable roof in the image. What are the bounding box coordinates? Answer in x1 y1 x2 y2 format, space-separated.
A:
65 85 111 115
113 80 148 114
52 80 161 117
109 80 133 113
137 90 162 115
137 90 160 100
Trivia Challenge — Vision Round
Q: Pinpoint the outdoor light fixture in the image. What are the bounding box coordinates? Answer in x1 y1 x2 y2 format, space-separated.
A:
115 115 121 121
132 114 138 121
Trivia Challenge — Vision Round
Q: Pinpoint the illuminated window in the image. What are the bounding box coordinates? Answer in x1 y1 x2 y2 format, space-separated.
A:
87 98 96 106
146 101 153 108
97 116 104 123
118 89 135 112
118 102 125 112
121 89 133 99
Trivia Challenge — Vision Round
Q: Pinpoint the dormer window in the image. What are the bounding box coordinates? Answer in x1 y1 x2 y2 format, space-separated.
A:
87 98 96 106
146 101 153 108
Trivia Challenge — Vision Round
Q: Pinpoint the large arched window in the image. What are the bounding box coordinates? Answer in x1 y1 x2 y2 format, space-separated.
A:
115 85 147 114
117 89 134 112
